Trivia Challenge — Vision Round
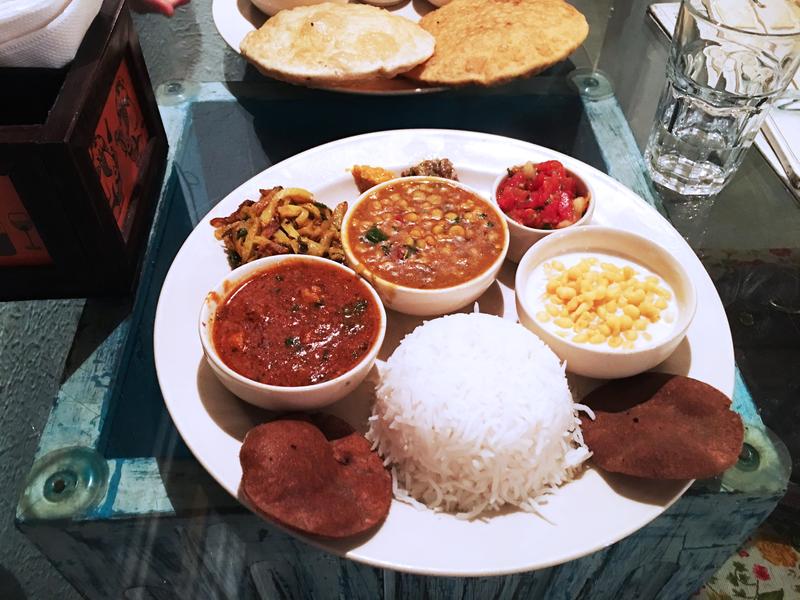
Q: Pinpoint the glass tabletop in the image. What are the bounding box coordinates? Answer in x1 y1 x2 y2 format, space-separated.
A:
8 0 799 596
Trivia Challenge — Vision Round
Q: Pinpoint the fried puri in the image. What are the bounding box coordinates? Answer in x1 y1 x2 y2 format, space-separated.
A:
406 0 589 86
240 3 435 86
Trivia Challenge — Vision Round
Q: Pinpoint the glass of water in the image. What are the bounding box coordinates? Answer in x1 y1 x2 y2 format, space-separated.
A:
644 0 800 197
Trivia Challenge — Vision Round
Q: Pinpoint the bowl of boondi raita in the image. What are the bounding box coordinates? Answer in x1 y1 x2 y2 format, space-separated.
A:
515 226 697 379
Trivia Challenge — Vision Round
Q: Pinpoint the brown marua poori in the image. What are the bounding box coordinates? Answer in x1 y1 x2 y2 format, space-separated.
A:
581 373 744 480
240 414 392 538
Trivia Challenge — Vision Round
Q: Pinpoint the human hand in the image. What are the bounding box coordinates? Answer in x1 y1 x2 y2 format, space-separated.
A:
129 0 190 16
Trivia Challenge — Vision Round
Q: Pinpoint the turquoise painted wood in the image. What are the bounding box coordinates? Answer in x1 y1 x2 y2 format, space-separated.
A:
13 80 789 600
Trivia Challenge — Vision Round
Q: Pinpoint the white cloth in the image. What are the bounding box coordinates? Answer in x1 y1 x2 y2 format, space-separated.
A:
0 0 103 68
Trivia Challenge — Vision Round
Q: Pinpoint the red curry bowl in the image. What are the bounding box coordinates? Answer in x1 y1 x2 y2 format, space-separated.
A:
199 254 387 411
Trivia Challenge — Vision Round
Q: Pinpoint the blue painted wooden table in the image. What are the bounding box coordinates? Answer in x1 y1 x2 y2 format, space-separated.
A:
11 76 792 599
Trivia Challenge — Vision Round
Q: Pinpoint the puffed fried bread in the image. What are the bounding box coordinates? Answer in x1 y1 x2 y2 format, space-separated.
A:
240 3 435 86
406 0 589 86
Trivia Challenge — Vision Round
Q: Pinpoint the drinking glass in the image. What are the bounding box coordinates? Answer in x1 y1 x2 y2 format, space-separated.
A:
644 0 800 197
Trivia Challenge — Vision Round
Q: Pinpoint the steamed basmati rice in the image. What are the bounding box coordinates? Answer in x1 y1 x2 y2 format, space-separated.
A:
366 312 590 519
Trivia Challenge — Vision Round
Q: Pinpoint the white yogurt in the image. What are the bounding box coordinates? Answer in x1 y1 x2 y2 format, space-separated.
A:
524 251 678 351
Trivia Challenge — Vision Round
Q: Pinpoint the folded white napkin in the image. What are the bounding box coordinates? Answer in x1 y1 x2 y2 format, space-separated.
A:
0 0 103 68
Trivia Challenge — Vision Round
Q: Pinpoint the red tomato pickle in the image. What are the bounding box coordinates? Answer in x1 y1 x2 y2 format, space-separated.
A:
212 260 381 386
496 160 589 230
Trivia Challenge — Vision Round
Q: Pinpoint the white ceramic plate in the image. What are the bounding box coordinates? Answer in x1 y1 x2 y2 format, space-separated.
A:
154 129 735 576
211 0 445 95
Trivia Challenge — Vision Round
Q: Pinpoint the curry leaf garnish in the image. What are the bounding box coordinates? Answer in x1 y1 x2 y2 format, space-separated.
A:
364 225 388 244
226 249 242 268
342 298 368 319
285 336 301 349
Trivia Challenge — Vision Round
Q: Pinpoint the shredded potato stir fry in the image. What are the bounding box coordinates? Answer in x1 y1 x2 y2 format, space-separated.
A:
210 186 347 268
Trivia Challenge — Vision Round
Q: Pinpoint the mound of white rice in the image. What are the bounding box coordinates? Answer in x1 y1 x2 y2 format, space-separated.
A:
366 312 591 519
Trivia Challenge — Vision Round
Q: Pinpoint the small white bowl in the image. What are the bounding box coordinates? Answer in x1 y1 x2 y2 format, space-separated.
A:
515 226 697 379
492 163 595 263
341 176 509 316
199 255 386 410
250 0 347 17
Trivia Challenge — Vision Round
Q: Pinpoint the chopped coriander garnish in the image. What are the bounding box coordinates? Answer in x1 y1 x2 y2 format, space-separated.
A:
364 225 388 244
343 298 368 318
479 212 487 219
381 243 391 256
487 221 495 228
284 336 301 349
291 304 300 312
236 228 248 239
403 244 418 259
448 215 460 224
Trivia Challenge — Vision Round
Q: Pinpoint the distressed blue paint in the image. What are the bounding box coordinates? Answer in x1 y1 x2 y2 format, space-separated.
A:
37 320 131 455
732 367 762 426
577 91 667 216
90 459 123 519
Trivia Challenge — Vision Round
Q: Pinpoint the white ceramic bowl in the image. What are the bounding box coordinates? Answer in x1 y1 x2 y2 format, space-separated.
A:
515 226 697 379
199 254 386 410
492 163 595 263
250 0 347 17
341 176 509 316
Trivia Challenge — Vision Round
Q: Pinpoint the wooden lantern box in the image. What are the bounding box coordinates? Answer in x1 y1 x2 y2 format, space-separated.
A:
0 0 167 300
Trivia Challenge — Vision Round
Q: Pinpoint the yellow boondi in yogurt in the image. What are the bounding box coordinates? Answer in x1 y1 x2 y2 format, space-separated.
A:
526 252 676 350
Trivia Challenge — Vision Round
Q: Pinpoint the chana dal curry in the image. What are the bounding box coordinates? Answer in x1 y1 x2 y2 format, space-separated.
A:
346 178 505 289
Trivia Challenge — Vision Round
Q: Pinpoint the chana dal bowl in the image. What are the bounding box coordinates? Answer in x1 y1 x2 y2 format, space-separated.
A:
515 226 696 379
341 176 509 316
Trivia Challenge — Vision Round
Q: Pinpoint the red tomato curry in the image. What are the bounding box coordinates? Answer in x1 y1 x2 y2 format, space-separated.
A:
212 260 381 387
